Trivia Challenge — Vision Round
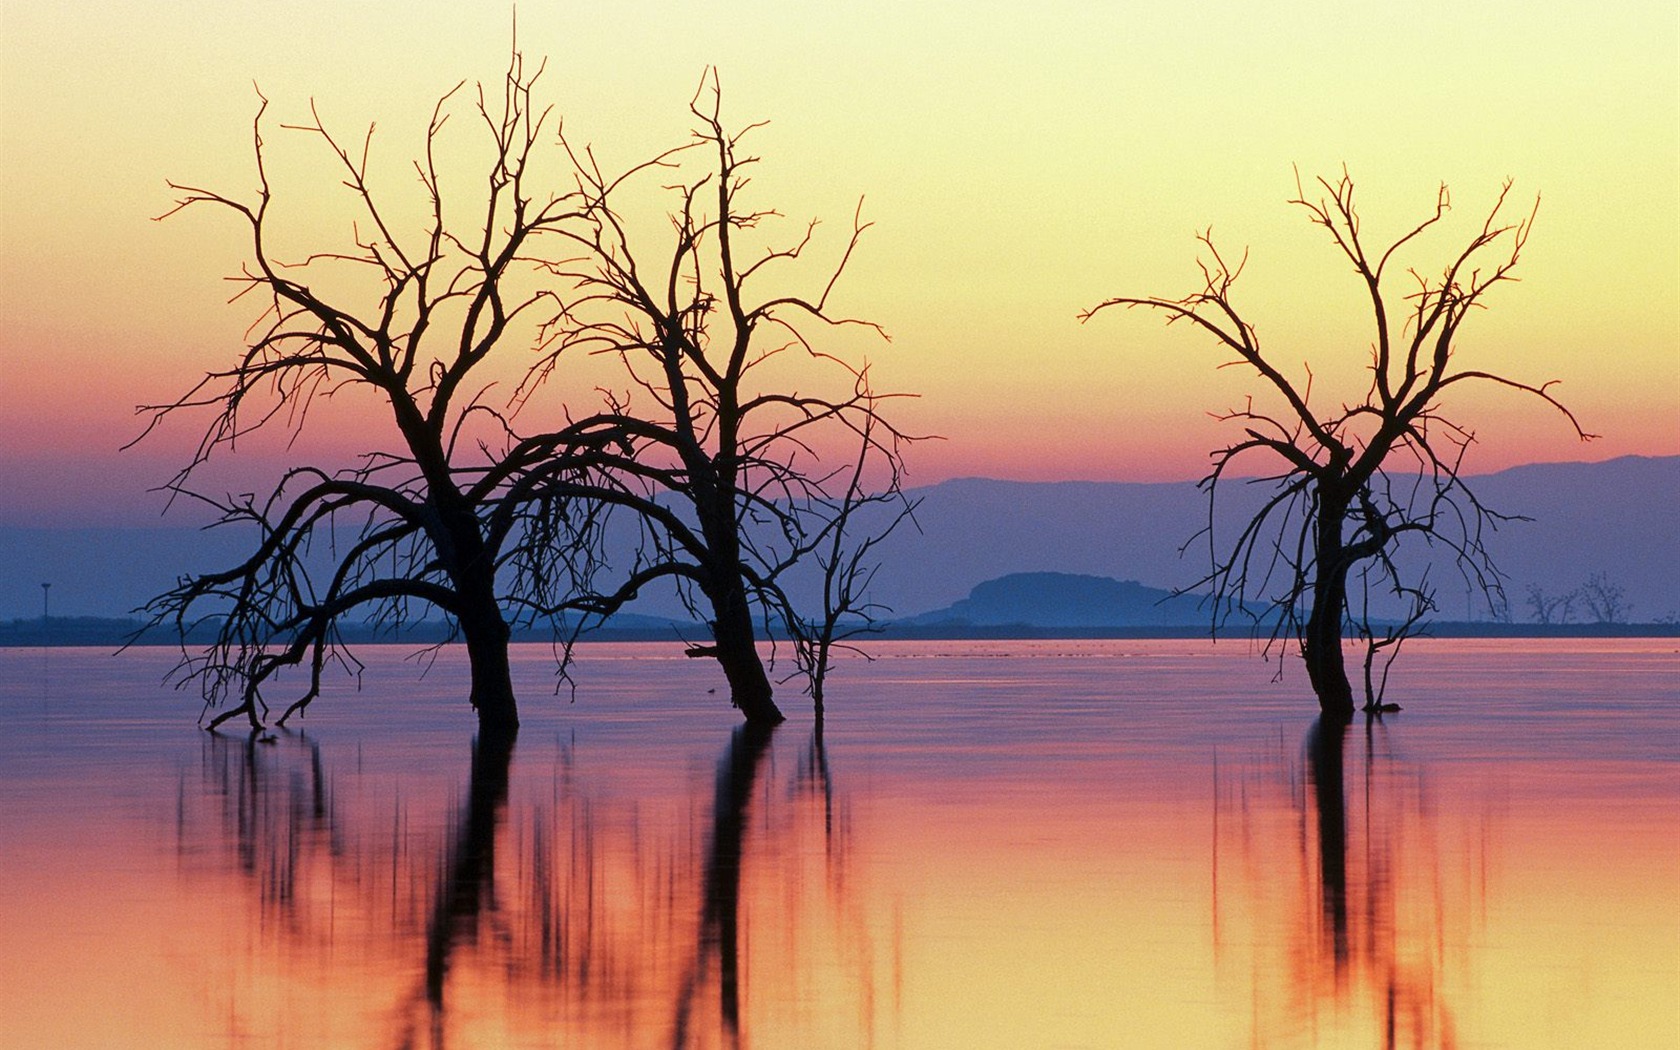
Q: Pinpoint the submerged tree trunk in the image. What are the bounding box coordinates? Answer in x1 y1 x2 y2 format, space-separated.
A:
1304 494 1356 718
662 461 787 724
460 599 519 735
708 579 785 725
1303 581 1354 717
423 478 521 733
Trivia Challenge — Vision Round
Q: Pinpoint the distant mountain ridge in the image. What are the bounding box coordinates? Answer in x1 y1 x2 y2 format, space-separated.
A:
855 455 1680 623
3 455 1675 624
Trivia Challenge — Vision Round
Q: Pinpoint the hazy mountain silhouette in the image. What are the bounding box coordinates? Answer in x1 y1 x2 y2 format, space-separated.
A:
4 456 1676 624
853 454 1680 623
902 572 1212 627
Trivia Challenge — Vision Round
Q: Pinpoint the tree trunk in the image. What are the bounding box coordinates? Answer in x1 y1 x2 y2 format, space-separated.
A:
1303 581 1354 717
689 467 784 724
428 489 520 734
461 604 519 734
1304 496 1356 718
709 581 785 725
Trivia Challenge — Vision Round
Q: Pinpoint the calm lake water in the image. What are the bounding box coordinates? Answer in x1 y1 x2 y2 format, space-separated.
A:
2 639 1676 1049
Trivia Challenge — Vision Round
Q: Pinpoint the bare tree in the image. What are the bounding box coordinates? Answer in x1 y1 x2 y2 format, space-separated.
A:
1084 171 1592 716
1525 584 1578 625
516 74 913 725
135 50 599 734
785 413 920 721
1579 572 1630 624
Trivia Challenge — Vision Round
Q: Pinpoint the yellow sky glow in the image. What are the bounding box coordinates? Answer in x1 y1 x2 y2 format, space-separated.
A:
1 0 1675 522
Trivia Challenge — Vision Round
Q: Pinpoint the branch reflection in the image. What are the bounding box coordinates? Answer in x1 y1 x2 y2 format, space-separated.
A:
178 719 887 1048
1215 715 1493 1048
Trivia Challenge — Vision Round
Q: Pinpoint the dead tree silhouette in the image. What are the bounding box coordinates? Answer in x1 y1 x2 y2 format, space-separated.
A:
1084 172 1592 714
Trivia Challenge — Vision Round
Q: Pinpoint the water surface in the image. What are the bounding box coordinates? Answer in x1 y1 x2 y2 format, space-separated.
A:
2 639 1675 1048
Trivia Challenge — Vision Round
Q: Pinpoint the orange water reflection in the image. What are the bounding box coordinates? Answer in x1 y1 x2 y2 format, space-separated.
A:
1213 717 1481 1047
2 640 1676 1048
166 723 892 1049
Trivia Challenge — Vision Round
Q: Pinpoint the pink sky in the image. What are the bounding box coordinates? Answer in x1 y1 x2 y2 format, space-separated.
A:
2 1 1675 527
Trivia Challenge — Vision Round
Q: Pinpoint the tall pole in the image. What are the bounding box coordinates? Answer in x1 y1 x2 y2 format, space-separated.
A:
41 582 51 626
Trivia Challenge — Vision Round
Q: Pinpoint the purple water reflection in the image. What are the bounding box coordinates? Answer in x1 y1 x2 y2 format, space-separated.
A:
1 639 1675 1047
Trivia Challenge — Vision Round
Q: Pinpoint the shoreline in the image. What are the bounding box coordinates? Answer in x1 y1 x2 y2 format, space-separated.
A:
5 616 1677 649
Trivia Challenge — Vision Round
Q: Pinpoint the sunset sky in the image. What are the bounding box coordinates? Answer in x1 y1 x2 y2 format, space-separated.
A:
2 0 1675 526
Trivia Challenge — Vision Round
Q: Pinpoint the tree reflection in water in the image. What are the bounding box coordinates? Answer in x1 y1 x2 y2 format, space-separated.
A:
673 724 773 1047
413 729 516 1047
177 720 888 1048
1214 715 1494 1048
